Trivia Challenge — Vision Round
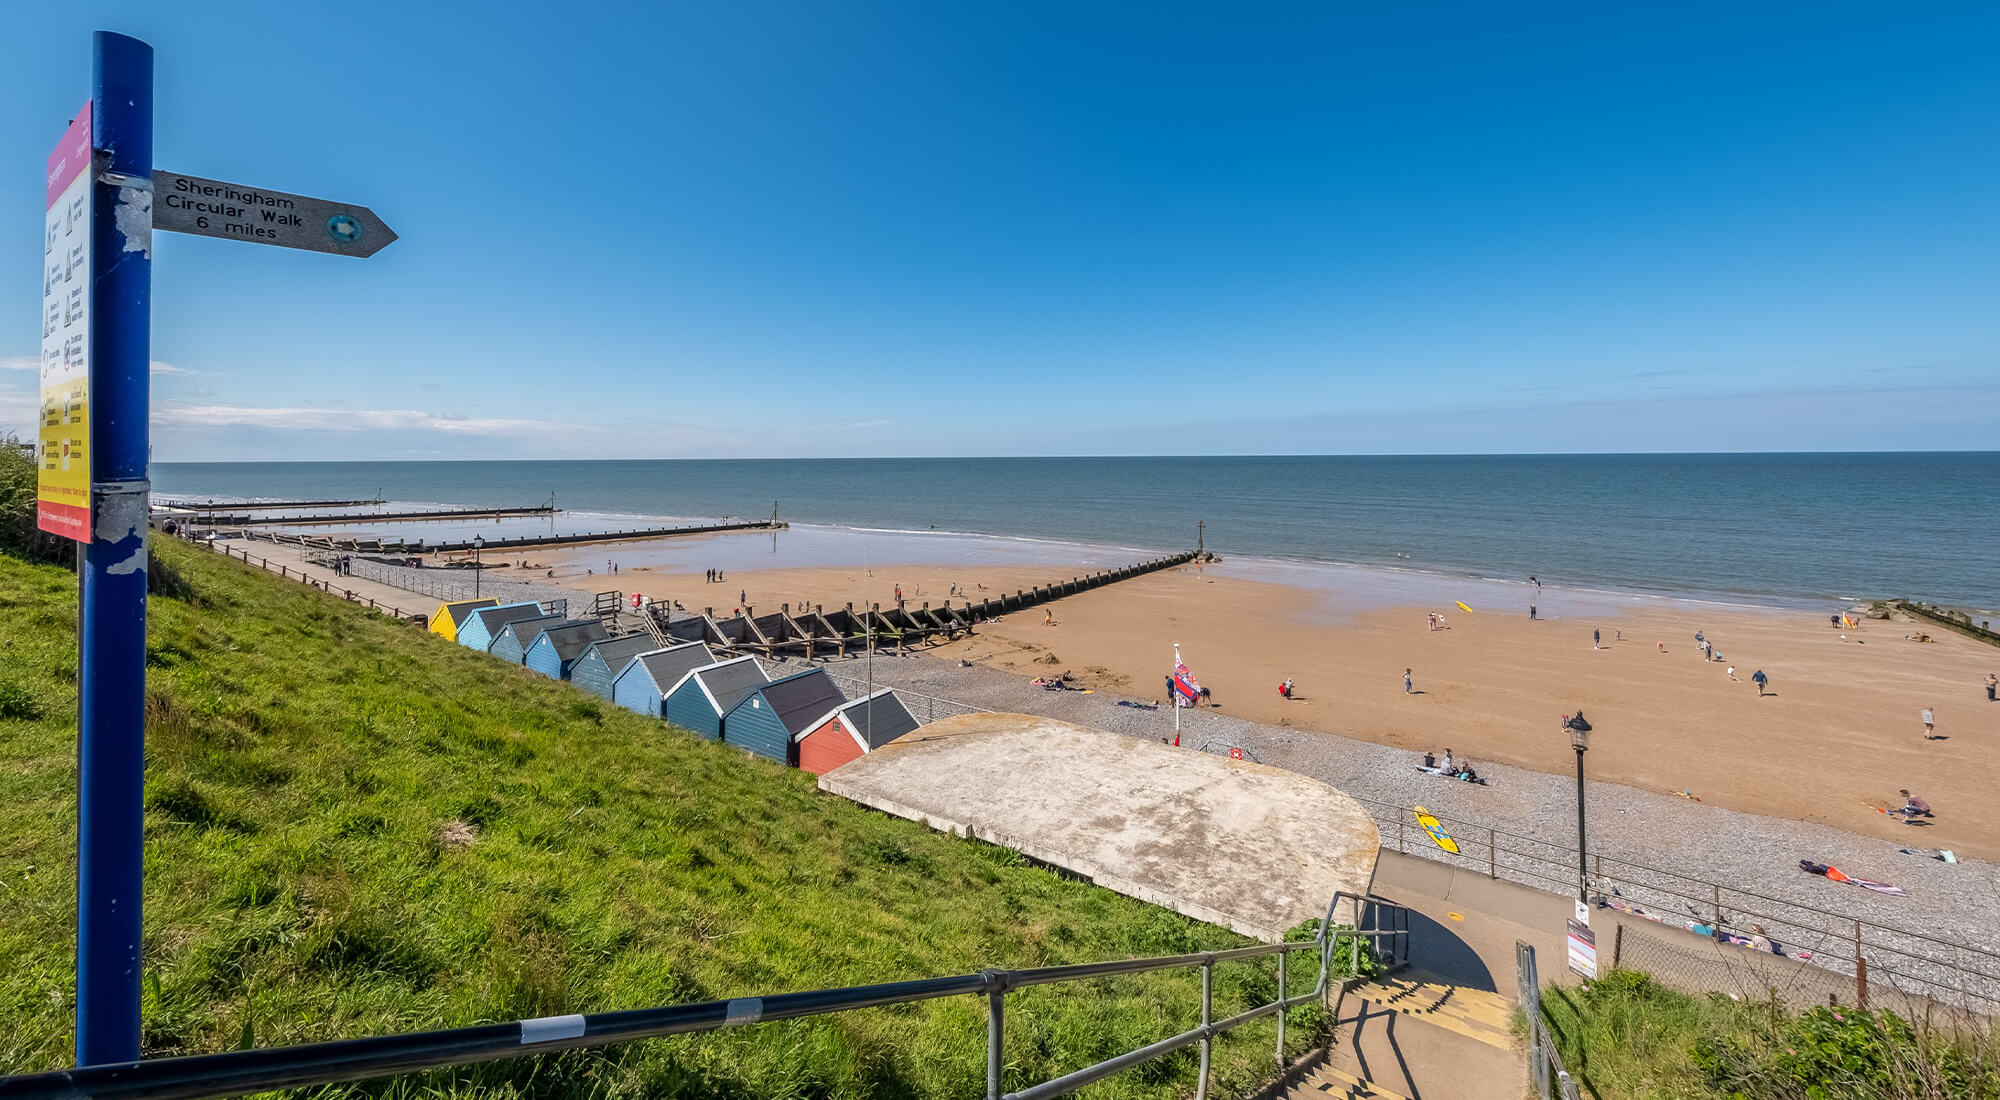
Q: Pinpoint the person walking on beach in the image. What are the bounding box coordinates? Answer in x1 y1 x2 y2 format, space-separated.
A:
1986 672 1996 701
1752 669 1768 696
1404 668 1414 694
1922 706 1936 740
1593 628 1601 650
1529 576 1540 620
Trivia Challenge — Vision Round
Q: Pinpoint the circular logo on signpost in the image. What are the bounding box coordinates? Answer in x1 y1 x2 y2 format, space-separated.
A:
327 214 363 244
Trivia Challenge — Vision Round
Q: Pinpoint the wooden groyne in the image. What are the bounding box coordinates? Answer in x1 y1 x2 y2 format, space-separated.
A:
157 498 386 512
1889 599 2000 648
236 519 786 554
680 550 1199 658
203 505 558 527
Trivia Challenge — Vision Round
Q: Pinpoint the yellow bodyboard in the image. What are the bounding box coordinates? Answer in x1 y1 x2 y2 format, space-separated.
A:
1413 805 1460 854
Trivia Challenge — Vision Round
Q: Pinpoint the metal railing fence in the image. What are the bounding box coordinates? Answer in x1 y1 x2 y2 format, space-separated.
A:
0 893 1407 1100
1518 943 1580 1100
1360 794 2000 1016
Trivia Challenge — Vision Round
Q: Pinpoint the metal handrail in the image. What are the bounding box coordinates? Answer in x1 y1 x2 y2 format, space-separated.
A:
0 892 1409 1100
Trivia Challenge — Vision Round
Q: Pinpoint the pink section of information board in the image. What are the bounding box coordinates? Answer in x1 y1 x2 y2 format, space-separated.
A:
46 101 92 209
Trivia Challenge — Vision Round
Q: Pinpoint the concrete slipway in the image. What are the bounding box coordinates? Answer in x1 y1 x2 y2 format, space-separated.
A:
819 712 1380 941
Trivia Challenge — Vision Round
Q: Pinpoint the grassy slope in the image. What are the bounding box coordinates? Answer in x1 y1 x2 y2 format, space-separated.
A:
1540 971 1998 1099
0 539 1327 1098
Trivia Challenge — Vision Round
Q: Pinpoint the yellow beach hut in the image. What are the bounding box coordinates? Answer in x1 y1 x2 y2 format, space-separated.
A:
429 598 498 643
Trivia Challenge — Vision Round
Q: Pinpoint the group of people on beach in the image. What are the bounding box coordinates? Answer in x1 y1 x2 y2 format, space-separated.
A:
1420 748 1481 783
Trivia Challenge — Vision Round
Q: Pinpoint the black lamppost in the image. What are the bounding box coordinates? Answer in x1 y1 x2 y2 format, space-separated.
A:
1570 722 1590 901
472 534 484 599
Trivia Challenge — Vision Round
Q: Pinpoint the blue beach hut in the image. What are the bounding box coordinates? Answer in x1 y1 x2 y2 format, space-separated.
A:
570 634 665 700
456 602 543 653
610 642 719 718
721 668 847 766
661 656 769 740
523 620 612 680
487 614 564 665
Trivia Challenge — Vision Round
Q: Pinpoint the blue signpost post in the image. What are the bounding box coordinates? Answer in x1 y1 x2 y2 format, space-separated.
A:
75 29 153 1067
51 30 396 1067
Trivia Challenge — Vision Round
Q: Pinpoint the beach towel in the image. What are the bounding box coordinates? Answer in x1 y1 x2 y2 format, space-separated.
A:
1801 860 1905 895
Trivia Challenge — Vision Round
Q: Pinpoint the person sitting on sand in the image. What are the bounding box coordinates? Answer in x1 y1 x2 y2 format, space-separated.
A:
1439 749 1454 775
1897 789 1933 822
1422 749 1437 769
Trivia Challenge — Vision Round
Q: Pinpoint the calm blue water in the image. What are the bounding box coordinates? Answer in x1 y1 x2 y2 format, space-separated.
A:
153 454 2000 612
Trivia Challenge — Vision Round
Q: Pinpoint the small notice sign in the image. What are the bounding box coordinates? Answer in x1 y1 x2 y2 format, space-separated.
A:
39 102 93 541
1566 919 1598 979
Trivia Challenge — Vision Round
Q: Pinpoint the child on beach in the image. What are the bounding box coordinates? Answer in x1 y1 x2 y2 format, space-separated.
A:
1752 669 1768 695
1922 706 1936 740
1404 668 1414 694
1896 789 1933 823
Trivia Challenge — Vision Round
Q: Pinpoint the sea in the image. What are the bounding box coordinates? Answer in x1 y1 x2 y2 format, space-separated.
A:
153 453 2000 615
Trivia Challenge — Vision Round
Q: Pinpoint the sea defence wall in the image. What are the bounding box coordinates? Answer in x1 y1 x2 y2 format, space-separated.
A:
680 549 1200 657
1889 599 2000 648
154 497 386 512
196 505 558 526
233 519 785 554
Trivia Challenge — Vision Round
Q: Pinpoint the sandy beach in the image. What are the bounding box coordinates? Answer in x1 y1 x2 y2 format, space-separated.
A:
547 540 2000 859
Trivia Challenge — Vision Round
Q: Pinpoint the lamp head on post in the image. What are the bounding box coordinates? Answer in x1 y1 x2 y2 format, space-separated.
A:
1570 725 1589 754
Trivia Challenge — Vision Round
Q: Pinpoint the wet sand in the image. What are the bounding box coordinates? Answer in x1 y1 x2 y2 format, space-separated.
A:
551 545 2000 859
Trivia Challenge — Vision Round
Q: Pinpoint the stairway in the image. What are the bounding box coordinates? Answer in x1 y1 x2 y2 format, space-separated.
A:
1281 973 1524 1100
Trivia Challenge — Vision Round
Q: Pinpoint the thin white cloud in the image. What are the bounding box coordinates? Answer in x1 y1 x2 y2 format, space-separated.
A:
3 356 192 375
156 404 550 434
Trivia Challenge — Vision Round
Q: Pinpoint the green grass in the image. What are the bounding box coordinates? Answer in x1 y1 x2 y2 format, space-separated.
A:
1540 970 2000 1099
0 537 1331 1097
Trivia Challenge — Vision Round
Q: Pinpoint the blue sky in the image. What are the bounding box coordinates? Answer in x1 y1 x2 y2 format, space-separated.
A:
6 3 1997 459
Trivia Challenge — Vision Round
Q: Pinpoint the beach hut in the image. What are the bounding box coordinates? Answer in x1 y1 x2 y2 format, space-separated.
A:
523 620 612 680
610 642 719 718
487 614 565 664
429 598 497 643
456 602 544 653
661 656 770 741
795 689 923 775
571 634 665 700
720 668 847 766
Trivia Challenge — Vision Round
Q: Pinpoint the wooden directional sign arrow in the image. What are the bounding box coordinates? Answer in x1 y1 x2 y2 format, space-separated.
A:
151 170 397 257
